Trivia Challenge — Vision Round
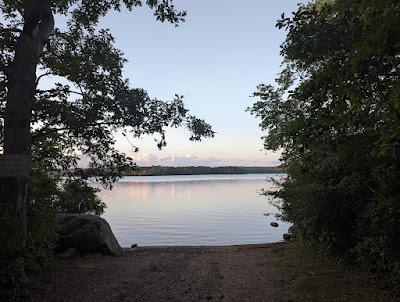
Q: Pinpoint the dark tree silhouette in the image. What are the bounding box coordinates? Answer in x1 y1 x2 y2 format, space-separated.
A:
0 0 213 281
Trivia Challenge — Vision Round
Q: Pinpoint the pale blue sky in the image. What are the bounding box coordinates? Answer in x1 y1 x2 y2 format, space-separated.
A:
100 1 305 166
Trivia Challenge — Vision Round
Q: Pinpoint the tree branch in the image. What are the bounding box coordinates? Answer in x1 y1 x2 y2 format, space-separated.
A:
35 88 84 96
0 27 23 34
35 72 52 87
32 121 123 140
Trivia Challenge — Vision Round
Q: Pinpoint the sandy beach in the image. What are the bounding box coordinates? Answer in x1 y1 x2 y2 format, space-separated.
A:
6 243 288 302
3 241 398 302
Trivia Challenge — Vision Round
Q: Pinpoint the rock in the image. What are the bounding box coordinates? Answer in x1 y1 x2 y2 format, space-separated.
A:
270 222 279 227
58 248 80 259
283 233 293 241
57 214 122 256
131 243 138 248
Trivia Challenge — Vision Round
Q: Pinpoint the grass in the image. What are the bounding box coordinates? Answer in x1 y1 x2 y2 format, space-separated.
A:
271 242 398 302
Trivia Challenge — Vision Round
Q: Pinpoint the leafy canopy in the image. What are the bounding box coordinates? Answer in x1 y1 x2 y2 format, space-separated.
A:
0 0 214 188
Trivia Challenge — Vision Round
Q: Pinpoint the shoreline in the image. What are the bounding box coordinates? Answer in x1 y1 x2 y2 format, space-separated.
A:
123 166 285 177
120 241 286 250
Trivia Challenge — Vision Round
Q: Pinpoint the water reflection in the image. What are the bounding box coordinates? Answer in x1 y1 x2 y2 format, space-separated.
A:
99 174 290 247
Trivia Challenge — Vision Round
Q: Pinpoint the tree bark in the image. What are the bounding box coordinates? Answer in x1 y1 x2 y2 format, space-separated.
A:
0 0 54 280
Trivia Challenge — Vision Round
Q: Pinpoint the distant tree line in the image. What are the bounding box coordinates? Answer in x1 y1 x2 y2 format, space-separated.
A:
250 0 400 283
126 166 284 176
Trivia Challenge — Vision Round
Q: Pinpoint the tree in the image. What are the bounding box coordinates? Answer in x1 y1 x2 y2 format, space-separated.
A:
250 0 400 281
0 0 213 282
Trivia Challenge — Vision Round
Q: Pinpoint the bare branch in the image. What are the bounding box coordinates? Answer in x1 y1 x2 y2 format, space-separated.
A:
35 72 53 87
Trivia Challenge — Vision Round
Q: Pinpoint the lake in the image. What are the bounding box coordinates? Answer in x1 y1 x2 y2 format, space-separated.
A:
99 174 290 247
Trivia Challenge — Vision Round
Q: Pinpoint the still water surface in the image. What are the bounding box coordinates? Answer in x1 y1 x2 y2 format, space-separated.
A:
99 174 290 247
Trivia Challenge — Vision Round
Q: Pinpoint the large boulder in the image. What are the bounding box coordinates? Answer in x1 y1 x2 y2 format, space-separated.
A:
57 214 122 256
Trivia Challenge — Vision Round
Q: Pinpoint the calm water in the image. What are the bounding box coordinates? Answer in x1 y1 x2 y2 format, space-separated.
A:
99 174 290 247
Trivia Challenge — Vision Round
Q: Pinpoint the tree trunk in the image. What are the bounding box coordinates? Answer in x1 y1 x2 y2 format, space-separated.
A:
0 0 54 280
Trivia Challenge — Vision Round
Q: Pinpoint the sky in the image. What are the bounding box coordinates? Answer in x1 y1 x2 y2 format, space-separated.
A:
96 1 305 167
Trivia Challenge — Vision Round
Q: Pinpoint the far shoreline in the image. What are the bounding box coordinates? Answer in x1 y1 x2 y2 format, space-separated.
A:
124 165 285 177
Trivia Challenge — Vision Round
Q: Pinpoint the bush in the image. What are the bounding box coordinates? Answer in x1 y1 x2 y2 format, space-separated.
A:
24 166 59 273
55 179 105 215
0 164 107 284
0 203 25 285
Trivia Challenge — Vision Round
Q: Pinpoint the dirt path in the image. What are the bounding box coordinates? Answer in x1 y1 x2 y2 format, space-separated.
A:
10 243 287 302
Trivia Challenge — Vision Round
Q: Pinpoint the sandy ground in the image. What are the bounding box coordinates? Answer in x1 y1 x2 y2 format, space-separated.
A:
5 243 289 302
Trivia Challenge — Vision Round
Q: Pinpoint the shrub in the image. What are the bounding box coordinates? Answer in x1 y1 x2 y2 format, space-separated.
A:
0 164 106 284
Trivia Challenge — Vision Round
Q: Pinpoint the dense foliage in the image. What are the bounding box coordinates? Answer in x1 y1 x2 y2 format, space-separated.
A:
127 165 284 176
0 0 213 283
250 0 400 281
